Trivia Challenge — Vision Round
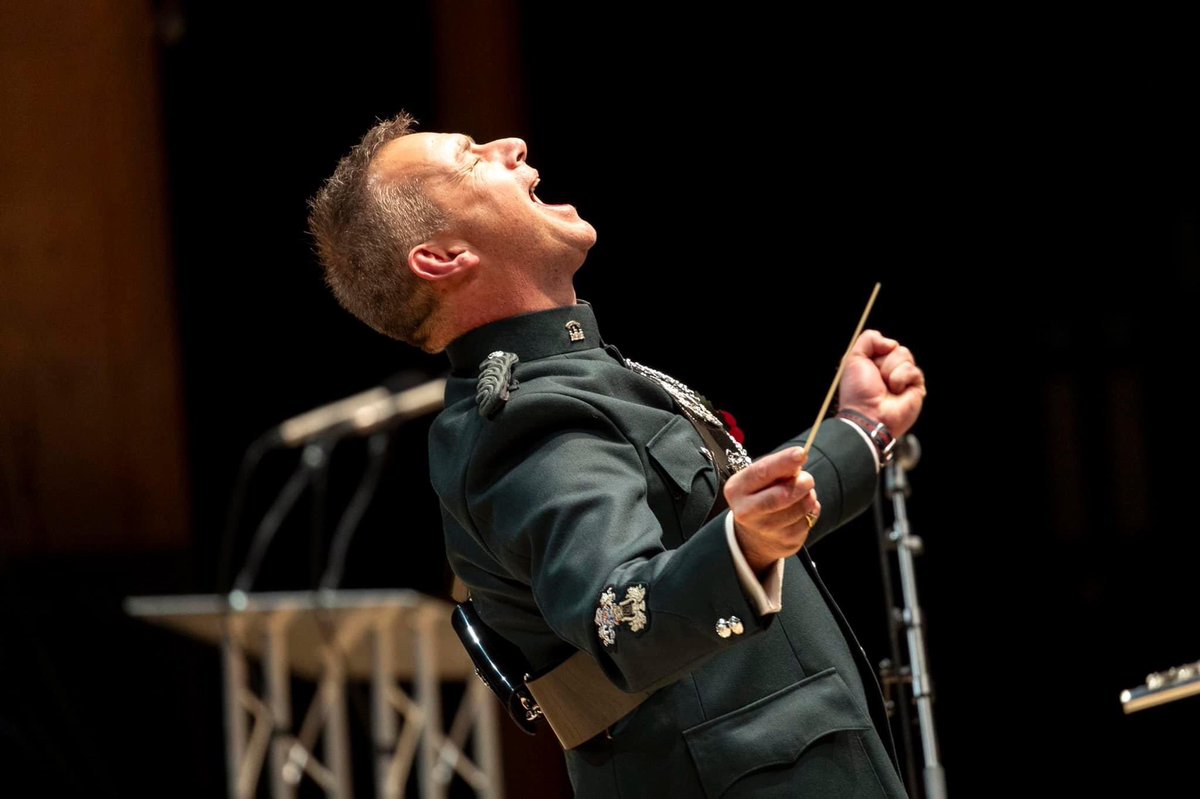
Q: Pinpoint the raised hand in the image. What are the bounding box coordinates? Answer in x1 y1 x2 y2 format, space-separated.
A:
838 330 926 438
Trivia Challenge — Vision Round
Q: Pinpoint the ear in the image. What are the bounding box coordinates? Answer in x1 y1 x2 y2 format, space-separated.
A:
408 242 480 282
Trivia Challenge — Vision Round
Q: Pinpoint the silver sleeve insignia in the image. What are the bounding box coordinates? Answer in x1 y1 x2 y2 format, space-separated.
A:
594 584 648 647
476 350 520 419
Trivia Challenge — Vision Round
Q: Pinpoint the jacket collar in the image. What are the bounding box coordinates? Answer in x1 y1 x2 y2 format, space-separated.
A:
444 300 603 375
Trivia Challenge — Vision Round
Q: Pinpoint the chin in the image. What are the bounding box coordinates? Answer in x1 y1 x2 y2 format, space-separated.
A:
574 228 598 260
549 221 596 256
551 239 591 278
574 220 598 250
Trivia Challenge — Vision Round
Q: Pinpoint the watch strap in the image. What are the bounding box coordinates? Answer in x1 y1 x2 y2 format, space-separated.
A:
835 408 896 466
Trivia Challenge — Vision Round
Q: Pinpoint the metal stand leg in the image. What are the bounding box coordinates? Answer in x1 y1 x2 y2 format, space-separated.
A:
373 619 399 799
324 656 353 798
223 629 249 799
893 523 946 799
265 618 296 799
471 678 503 799
885 436 948 799
415 609 446 799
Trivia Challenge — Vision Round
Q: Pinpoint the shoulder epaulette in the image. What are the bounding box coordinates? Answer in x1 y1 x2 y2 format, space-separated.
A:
476 351 520 419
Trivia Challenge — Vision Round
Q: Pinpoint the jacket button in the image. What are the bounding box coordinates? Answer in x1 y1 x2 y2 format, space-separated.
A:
716 617 744 638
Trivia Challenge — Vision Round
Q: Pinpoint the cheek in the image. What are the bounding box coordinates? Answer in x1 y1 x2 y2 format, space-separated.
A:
460 196 519 232
479 192 530 223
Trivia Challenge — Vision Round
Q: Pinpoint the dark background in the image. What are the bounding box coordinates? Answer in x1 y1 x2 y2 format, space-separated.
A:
2 3 1197 796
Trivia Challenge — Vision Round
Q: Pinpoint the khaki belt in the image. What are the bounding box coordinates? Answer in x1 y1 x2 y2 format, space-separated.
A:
526 652 653 749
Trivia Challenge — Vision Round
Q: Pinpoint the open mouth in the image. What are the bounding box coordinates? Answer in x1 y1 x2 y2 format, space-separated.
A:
528 175 570 209
529 175 546 205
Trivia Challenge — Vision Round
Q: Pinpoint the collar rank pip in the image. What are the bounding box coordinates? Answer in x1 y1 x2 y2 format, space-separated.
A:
476 350 519 419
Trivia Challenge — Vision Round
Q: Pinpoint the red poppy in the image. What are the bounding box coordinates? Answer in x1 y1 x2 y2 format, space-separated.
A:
718 410 745 444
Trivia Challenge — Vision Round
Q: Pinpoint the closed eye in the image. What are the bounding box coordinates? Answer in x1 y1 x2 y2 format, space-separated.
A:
454 156 481 182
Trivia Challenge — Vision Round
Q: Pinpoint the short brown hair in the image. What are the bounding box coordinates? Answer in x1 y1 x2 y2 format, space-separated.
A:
307 111 448 350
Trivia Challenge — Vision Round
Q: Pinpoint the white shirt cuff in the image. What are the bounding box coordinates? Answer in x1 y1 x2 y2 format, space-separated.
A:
724 510 784 615
836 417 882 473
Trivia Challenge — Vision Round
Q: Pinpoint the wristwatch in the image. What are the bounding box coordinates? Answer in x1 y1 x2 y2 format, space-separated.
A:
835 408 896 466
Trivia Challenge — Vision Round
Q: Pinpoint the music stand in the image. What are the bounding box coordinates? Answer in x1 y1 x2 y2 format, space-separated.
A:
125 589 503 799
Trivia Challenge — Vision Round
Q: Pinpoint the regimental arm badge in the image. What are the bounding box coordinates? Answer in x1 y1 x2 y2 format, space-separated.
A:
594 584 648 647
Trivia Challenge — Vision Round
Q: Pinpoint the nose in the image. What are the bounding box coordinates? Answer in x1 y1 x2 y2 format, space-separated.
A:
478 137 527 168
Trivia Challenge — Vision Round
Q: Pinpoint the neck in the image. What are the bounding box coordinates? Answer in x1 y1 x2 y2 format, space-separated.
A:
428 273 578 353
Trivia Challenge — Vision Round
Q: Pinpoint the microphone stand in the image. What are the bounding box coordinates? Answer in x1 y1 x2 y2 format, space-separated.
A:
229 437 335 603
318 432 392 593
216 433 275 595
223 376 448 603
880 435 947 799
875 490 918 798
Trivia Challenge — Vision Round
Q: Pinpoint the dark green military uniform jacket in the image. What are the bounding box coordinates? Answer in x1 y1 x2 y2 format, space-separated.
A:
430 302 908 798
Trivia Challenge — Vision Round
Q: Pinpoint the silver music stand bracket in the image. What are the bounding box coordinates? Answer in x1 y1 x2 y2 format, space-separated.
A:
125 589 503 799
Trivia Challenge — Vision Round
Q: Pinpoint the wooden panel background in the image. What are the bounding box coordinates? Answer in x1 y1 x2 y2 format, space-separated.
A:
0 0 189 556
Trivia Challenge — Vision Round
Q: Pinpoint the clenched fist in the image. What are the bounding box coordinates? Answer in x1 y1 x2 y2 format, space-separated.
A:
838 330 926 438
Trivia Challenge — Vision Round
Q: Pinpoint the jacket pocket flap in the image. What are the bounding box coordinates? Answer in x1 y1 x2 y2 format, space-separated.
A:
682 667 872 798
646 415 711 495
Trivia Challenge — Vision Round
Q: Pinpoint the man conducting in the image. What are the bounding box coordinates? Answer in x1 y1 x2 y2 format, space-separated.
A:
308 111 926 798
